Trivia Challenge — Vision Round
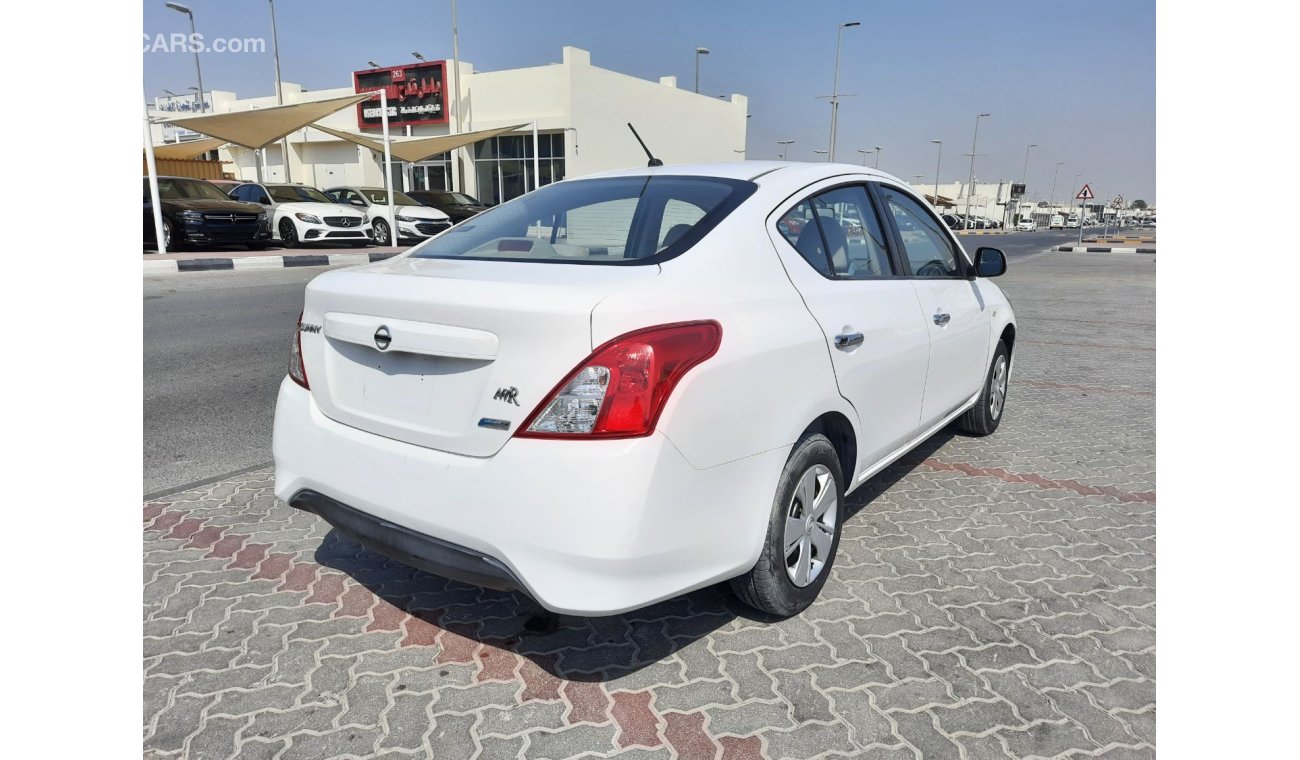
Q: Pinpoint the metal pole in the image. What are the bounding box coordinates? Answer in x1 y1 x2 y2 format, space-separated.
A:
380 88 396 245
144 96 167 254
270 0 291 182
964 113 988 227
188 13 205 113
450 0 465 193
255 148 264 182
1021 143 1036 184
874 145 881 169
931 140 942 211
1078 184 1086 247
1050 162 1063 209
828 26 844 162
532 121 541 191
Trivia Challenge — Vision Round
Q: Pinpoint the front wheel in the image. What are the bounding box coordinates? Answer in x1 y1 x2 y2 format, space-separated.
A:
730 433 844 617
957 340 1010 436
372 219 391 246
278 218 300 248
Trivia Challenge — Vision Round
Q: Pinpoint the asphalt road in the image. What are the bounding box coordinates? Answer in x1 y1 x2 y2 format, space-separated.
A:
142 229 1085 496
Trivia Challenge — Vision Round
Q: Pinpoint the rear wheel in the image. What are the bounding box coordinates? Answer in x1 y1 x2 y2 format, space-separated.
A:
730 433 844 617
957 340 1010 436
278 218 300 248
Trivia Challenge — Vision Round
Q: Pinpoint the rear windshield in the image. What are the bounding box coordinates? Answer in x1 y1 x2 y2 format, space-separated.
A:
411 175 756 265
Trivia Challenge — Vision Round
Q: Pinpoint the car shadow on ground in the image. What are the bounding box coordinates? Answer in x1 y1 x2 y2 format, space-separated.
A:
312 429 959 682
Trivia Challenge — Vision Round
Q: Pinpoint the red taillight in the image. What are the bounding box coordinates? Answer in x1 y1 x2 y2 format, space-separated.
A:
517 321 721 439
289 312 309 389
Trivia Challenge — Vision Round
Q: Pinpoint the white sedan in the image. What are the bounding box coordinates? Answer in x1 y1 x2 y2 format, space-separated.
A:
230 183 371 247
274 162 1017 617
324 186 452 246
1017 218 1037 231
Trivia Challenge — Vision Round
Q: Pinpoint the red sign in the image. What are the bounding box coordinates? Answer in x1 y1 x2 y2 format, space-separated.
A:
353 60 447 129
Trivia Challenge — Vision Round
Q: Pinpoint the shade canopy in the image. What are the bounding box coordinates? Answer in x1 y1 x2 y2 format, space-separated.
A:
159 94 371 149
310 122 531 163
148 137 228 159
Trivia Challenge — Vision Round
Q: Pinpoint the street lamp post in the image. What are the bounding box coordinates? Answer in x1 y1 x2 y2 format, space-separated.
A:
269 0 292 181
1049 161 1064 209
1021 143 1037 184
931 139 943 211
1068 172 1081 219
694 47 710 94
964 113 990 227
874 145 882 169
165 2 205 112
826 21 860 162
814 150 828 158
855 148 873 166
777 139 795 160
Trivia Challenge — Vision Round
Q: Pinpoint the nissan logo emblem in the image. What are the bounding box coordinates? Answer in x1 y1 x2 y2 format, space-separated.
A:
373 325 392 351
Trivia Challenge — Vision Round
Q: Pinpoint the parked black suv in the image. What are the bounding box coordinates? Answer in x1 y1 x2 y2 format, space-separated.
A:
144 176 273 251
405 190 490 223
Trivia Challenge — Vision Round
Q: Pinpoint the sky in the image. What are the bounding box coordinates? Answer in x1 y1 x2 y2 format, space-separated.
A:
143 0 1156 204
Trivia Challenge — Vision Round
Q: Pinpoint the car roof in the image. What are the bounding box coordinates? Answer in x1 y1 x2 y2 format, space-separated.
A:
578 161 906 188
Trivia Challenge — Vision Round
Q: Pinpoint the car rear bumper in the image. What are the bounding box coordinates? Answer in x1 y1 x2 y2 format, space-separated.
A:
272 378 786 615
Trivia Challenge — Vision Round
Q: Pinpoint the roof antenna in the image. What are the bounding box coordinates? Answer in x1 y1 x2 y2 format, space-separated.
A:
627 123 663 167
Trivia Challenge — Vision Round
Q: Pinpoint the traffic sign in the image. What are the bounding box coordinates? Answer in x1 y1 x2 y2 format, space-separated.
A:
1075 184 1094 200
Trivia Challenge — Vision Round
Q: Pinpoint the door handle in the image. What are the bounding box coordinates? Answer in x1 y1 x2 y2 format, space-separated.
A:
933 313 951 327
834 332 864 350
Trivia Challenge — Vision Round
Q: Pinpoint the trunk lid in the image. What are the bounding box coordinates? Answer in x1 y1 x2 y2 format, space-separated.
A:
300 255 658 457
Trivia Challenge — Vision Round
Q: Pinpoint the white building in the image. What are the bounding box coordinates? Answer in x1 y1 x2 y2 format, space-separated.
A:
149 46 748 206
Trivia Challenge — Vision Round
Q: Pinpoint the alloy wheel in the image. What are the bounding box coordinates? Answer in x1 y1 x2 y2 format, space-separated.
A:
990 355 1008 420
782 464 838 587
373 220 390 246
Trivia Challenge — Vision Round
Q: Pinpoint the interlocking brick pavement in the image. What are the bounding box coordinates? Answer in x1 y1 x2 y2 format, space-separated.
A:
143 251 1155 759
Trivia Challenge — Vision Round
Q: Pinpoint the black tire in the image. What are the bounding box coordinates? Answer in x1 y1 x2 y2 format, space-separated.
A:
730 433 844 617
160 218 184 251
278 218 300 248
372 219 391 246
957 340 1010 436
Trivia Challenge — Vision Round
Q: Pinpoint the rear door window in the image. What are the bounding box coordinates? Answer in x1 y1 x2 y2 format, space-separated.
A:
775 185 895 279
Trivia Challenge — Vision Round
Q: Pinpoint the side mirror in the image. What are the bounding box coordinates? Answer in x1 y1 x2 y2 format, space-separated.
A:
974 247 1007 277
351 199 366 207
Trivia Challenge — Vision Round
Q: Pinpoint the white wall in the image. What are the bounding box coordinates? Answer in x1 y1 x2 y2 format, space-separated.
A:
196 46 747 198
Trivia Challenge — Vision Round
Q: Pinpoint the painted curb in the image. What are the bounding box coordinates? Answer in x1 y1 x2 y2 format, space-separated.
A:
144 251 400 274
1053 246 1156 254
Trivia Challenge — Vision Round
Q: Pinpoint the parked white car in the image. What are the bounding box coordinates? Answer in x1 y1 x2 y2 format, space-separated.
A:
1016 218 1037 231
324 186 452 246
230 183 371 247
274 163 1017 617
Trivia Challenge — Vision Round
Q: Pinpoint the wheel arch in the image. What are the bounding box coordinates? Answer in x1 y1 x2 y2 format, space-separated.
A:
797 411 858 486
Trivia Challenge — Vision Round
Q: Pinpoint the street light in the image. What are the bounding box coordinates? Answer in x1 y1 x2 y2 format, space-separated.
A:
165 2 205 112
1050 161 1065 209
874 145 882 169
412 52 426 61
814 150 828 156
931 140 943 211
694 47 710 94
855 148 873 166
777 139 795 160
1021 143 1038 184
367 60 381 69
269 0 291 182
826 21 860 162
1068 172 1081 218
964 113 990 226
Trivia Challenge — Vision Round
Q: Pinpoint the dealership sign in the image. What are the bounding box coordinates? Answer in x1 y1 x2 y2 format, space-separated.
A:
353 61 447 129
